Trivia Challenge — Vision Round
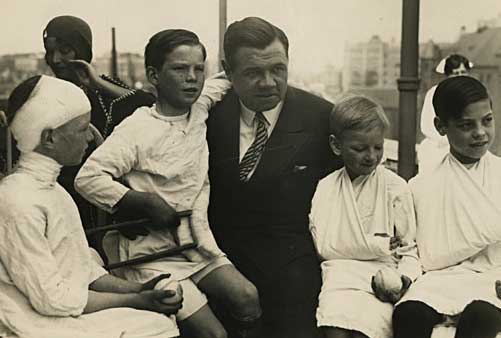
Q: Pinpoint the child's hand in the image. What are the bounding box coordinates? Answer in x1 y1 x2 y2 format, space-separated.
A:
390 236 401 250
146 194 180 229
371 273 412 304
141 273 171 291
135 289 182 315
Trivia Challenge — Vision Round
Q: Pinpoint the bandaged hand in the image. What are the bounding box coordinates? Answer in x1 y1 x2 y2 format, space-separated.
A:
371 270 412 304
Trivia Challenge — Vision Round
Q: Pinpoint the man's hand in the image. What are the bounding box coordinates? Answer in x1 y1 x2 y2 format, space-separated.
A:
371 274 412 304
68 59 101 89
496 280 501 299
146 194 180 229
135 289 183 315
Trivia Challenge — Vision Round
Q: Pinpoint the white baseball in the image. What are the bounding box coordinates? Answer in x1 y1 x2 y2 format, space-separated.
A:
154 277 183 304
374 266 402 293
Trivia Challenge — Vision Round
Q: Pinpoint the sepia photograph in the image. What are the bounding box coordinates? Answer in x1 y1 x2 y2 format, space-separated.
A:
1 1 501 337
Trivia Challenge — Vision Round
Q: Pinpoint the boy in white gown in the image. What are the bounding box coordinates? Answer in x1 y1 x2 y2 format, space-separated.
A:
393 76 501 338
75 29 262 338
309 95 421 338
0 75 181 338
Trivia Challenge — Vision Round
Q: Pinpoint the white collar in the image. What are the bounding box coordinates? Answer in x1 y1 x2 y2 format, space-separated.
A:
240 101 283 128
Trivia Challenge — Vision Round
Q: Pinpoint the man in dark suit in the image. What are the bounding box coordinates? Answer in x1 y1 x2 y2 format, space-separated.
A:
207 17 342 338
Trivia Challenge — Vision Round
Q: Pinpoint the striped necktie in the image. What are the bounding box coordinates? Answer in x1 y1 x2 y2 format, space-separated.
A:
239 112 268 181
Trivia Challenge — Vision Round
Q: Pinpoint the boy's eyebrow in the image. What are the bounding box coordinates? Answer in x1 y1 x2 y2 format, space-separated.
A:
457 111 493 122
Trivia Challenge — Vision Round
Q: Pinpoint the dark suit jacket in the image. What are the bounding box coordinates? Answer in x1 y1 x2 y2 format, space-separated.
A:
207 86 342 285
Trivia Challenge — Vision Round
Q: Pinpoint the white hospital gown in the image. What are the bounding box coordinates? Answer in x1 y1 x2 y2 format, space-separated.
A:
309 166 421 338
399 152 501 316
75 79 231 282
0 152 178 338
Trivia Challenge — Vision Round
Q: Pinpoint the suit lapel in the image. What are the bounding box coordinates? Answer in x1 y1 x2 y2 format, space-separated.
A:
251 87 310 182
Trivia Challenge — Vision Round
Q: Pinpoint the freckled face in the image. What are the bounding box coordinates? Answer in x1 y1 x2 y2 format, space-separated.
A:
152 44 205 110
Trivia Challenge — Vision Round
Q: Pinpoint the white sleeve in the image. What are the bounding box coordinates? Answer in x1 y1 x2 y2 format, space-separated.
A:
0 204 88 316
75 131 137 213
178 175 224 261
194 77 232 114
392 184 422 281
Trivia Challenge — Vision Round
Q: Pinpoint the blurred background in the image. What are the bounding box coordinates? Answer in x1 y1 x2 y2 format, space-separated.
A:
1 0 501 174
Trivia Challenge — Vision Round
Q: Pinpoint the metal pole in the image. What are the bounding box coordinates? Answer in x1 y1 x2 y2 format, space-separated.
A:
218 0 227 71
111 27 118 78
397 0 420 180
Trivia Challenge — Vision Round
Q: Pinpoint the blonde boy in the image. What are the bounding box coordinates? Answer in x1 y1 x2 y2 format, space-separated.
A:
309 95 420 338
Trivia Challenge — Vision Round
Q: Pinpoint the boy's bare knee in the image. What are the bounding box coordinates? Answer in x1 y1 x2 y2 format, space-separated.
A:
233 282 261 317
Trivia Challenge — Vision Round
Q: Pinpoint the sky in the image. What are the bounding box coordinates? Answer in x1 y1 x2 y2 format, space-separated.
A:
2 0 501 75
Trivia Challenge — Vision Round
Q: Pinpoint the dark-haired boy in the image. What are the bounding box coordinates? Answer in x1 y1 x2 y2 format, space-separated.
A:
76 29 262 338
393 76 501 338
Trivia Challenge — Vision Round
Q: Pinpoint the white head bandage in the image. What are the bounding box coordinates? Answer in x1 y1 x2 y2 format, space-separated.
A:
10 75 91 152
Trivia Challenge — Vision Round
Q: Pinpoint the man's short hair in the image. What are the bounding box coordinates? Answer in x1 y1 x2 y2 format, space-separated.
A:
444 54 471 76
7 75 42 125
329 95 389 139
224 17 289 69
144 29 207 70
433 75 490 123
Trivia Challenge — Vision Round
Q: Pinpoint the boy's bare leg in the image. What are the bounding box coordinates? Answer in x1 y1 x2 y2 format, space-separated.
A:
324 327 369 338
178 304 227 338
197 264 263 338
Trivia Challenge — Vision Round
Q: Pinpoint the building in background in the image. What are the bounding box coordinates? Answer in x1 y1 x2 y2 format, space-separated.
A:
343 35 400 90
341 20 501 155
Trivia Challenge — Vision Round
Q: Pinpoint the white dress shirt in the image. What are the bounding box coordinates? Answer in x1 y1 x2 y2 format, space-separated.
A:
239 101 283 179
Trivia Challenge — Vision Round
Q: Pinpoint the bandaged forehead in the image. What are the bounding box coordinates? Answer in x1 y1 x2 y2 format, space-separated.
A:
10 75 90 152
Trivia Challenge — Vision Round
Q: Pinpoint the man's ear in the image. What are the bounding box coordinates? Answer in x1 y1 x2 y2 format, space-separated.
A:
146 66 159 86
434 116 447 136
329 134 342 156
221 60 232 82
39 128 56 150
